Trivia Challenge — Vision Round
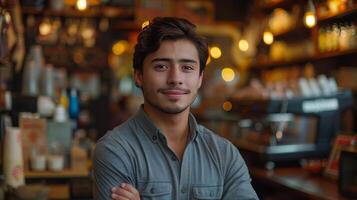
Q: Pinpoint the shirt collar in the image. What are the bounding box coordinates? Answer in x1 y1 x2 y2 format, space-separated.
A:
134 106 160 143
188 112 200 141
134 106 200 143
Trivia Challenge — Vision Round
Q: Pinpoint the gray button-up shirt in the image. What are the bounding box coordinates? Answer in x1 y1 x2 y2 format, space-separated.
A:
93 108 258 199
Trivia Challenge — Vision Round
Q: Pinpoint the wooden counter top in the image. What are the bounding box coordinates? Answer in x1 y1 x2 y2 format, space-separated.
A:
25 168 89 179
250 166 350 200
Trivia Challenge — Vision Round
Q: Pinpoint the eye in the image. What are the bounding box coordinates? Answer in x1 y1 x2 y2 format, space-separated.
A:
154 64 168 71
182 65 195 72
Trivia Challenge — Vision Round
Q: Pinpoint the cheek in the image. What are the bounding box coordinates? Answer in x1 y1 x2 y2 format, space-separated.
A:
141 75 162 90
189 77 202 90
147 73 166 84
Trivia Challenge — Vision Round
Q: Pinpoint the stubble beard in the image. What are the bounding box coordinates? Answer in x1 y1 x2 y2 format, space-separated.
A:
144 91 197 115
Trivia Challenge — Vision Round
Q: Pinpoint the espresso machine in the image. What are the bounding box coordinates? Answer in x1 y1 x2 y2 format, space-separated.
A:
228 90 354 167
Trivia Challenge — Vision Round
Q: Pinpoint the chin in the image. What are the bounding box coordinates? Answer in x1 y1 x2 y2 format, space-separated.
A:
153 101 192 114
145 95 194 115
159 105 188 114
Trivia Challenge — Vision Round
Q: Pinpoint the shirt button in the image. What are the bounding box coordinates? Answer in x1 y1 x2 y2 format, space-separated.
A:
150 188 156 194
152 135 157 140
181 187 186 193
171 155 176 161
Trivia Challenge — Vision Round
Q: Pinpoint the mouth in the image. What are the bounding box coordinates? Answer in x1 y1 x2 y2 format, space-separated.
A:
159 88 190 99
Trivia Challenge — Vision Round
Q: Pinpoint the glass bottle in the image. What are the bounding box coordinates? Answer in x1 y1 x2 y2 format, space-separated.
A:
68 88 79 120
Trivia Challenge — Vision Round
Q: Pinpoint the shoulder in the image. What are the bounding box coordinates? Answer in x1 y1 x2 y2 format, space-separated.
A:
195 125 242 164
98 116 142 143
197 125 236 150
94 118 140 160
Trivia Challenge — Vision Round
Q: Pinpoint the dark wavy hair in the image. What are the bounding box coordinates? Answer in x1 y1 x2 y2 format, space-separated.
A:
133 17 208 74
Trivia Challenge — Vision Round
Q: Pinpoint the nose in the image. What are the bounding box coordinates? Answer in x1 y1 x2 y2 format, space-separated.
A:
167 64 183 86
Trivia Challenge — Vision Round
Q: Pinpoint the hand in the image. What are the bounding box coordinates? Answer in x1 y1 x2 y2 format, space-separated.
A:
111 183 140 200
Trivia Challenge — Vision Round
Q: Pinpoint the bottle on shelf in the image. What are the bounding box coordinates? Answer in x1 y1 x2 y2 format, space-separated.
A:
22 45 45 96
40 64 55 98
318 21 357 53
68 88 79 120
3 127 25 188
59 88 69 110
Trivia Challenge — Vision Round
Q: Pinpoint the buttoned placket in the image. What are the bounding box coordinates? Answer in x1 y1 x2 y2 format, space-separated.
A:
158 129 195 199
178 140 192 200
156 131 182 199
151 117 198 200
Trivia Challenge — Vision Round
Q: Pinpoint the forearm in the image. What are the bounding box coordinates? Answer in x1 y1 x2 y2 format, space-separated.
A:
92 139 135 199
222 147 259 199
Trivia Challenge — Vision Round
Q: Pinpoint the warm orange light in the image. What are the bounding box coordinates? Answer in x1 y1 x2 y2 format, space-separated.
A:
304 12 316 28
76 0 87 10
221 67 235 82
238 39 249 51
141 20 150 29
222 101 233 111
112 40 128 55
210 46 222 59
263 31 274 45
304 0 316 28
39 20 51 36
81 27 95 39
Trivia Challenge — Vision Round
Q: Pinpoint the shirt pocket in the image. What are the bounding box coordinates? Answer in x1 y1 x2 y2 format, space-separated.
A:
137 181 172 200
192 185 223 200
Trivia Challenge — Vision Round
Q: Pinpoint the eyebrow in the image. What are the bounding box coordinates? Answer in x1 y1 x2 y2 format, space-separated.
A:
151 58 198 64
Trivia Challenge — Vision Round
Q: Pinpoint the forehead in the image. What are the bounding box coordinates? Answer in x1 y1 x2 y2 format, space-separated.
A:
146 39 199 62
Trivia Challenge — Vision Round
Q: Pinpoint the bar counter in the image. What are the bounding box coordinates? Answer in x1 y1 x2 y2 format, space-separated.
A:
250 166 351 200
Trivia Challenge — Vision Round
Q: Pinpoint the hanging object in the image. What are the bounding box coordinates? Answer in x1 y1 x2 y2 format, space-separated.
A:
304 0 316 28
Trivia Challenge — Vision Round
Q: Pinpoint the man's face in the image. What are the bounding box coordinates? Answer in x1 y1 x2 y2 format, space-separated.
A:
135 39 203 114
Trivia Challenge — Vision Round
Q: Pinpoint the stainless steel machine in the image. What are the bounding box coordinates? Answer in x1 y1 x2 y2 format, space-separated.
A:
229 90 354 168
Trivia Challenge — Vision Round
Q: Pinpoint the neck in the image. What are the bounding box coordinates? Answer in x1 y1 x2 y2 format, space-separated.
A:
143 104 190 142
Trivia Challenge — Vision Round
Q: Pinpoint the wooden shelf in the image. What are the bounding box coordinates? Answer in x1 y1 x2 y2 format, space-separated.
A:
0 109 10 114
251 49 357 69
315 49 357 60
252 56 313 69
21 6 134 18
273 24 310 40
112 21 141 30
25 168 89 179
318 6 357 24
42 46 107 70
252 4 357 70
258 0 307 11
259 3 357 40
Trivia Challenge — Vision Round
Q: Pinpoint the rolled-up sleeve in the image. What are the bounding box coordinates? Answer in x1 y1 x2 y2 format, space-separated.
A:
222 143 259 200
92 134 135 200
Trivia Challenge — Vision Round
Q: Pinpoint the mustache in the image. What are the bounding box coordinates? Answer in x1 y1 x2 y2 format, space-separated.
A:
158 87 191 94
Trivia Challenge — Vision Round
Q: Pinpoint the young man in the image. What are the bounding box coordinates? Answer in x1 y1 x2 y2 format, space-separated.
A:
93 17 258 200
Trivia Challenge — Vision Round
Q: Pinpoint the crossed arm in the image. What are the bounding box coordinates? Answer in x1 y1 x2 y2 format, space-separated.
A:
93 138 140 200
93 135 258 199
111 183 140 200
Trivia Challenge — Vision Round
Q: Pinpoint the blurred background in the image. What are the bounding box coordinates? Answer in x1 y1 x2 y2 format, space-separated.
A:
1 0 357 199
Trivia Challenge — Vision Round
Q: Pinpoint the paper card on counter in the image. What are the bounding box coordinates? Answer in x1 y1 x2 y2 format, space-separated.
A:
19 115 47 169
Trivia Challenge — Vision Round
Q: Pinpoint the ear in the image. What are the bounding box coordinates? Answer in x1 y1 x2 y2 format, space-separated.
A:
134 70 143 88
